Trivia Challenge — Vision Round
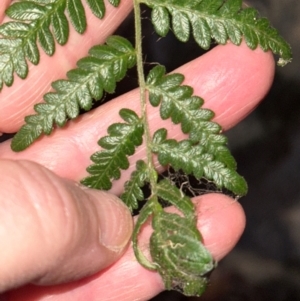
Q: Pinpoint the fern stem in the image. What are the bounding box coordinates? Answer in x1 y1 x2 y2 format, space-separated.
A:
133 0 158 201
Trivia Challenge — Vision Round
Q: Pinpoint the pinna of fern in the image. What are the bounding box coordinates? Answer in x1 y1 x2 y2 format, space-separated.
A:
10 35 136 152
0 0 122 89
143 0 292 66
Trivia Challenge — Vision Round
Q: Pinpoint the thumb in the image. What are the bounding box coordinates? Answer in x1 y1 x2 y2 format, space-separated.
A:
0 159 133 292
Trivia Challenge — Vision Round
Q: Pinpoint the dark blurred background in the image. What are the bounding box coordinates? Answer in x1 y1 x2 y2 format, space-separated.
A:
1 1 299 300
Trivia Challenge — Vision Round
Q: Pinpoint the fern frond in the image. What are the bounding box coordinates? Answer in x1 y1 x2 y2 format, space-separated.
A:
0 0 121 90
80 109 144 190
141 0 292 66
152 128 247 196
120 160 149 211
146 65 237 170
150 210 214 296
11 36 136 152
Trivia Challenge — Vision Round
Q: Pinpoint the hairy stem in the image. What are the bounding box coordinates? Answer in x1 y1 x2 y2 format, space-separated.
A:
133 0 159 203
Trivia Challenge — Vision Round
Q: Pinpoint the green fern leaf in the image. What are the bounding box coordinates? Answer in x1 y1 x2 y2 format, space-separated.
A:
152 131 206 178
10 121 44 152
0 22 31 37
38 20 56 55
51 2 69 45
80 109 144 190
11 36 136 152
146 65 236 170
5 2 48 21
86 0 106 19
202 159 247 196
141 0 292 66
67 0 86 34
0 54 14 88
171 10 190 42
23 36 40 65
150 211 214 296
151 7 170 37
152 129 247 196
0 0 122 91
120 160 149 211
13 48 28 79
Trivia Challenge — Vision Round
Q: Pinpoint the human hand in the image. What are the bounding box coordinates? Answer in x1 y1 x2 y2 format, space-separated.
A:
0 1 275 300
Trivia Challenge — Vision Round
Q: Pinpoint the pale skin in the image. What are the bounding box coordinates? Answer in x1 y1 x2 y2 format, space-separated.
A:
0 1 275 300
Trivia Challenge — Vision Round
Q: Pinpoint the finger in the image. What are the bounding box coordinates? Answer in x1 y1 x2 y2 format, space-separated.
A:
0 0 133 133
0 0 11 23
0 159 133 293
0 42 275 190
5 194 245 301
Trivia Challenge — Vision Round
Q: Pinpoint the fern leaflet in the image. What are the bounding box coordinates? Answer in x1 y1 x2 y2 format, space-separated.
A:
0 0 121 90
152 128 247 196
150 210 214 296
146 65 237 170
141 0 292 66
120 160 149 211
81 109 144 190
11 36 136 152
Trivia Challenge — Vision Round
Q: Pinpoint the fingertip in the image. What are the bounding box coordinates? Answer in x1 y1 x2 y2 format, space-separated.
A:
85 189 133 254
195 193 246 261
31 180 134 286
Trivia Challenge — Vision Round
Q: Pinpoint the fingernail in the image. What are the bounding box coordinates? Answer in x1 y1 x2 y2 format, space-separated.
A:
89 191 133 252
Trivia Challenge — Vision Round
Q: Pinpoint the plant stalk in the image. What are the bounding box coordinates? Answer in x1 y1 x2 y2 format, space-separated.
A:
133 0 159 201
